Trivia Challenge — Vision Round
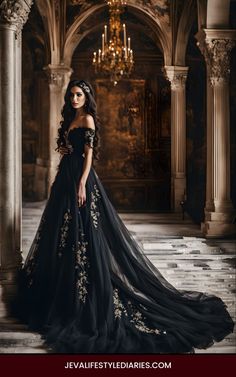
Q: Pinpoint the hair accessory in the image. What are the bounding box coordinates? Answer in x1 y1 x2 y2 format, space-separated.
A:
78 82 90 93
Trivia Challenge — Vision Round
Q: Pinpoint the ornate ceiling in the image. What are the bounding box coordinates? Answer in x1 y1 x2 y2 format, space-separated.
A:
67 0 170 23
25 0 197 67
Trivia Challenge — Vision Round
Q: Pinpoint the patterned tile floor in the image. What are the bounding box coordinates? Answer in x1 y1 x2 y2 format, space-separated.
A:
0 202 235 354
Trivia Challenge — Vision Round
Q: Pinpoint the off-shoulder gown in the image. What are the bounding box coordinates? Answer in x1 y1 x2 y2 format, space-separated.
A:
14 127 234 353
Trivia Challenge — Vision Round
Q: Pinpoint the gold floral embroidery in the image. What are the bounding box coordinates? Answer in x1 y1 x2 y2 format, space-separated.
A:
113 288 166 335
128 303 162 335
84 129 95 148
73 240 90 303
113 288 128 319
75 240 88 267
90 184 101 229
77 272 88 303
58 209 72 256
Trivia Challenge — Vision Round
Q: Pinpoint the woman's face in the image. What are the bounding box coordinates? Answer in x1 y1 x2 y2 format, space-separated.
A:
70 86 86 110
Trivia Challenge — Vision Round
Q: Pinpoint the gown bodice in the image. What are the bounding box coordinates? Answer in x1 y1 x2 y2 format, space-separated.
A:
54 126 96 189
66 127 95 156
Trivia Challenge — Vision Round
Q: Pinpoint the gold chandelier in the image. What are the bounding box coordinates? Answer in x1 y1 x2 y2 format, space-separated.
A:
92 0 134 85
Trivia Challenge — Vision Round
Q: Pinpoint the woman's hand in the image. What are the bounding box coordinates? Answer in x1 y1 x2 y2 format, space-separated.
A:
59 145 73 155
77 181 86 207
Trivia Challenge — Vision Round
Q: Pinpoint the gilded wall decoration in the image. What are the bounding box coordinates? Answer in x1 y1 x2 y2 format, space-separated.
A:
95 79 145 180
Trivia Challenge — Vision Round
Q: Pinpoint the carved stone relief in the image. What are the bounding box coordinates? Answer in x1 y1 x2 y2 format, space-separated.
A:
197 38 236 83
0 0 33 34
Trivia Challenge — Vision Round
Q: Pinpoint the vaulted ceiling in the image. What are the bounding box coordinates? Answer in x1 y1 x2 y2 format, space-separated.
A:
24 0 234 68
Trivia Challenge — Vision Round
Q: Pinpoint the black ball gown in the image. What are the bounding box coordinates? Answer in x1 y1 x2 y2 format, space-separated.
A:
15 127 234 354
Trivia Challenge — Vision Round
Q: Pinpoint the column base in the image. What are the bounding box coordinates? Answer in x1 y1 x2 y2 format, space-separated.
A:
172 177 186 212
201 210 236 237
205 211 236 222
0 267 20 319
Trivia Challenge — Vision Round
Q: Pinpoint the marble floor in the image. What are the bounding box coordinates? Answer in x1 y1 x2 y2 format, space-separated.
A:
0 201 235 354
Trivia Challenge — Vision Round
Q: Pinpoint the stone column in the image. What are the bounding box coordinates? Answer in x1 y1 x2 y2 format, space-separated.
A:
165 66 189 212
44 65 73 194
34 73 50 201
196 29 236 237
0 0 33 317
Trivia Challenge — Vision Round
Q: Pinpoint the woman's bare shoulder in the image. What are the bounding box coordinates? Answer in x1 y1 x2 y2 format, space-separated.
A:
84 114 95 130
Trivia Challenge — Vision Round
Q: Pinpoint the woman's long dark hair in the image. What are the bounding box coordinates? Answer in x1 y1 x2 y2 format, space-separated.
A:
56 79 100 160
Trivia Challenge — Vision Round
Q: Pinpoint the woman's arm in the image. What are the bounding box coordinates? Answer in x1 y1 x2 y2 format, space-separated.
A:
77 115 95 207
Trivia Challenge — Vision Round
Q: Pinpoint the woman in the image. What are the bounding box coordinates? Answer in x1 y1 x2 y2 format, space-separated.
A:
15 79 234 353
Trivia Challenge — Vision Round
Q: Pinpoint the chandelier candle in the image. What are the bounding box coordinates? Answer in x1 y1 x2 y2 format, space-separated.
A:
123 24 127 60
102 33 105 55
93 52 96 64
104 25 107 43
123 24 126 46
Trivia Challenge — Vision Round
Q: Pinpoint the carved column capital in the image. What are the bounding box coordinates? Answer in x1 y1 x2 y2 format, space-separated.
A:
44 64 73 90
164 66 189 90
0 0 33 34
199 38 235 83
196 29 236 84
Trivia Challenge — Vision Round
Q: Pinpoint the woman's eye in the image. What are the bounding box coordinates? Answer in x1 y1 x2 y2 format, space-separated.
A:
70 92 82 97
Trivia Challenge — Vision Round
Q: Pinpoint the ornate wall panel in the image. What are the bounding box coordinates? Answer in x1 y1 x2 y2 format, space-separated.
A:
94 79 170 211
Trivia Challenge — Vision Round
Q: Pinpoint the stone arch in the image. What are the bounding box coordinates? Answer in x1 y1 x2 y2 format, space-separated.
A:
36 0 60 64
174 0 197 65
